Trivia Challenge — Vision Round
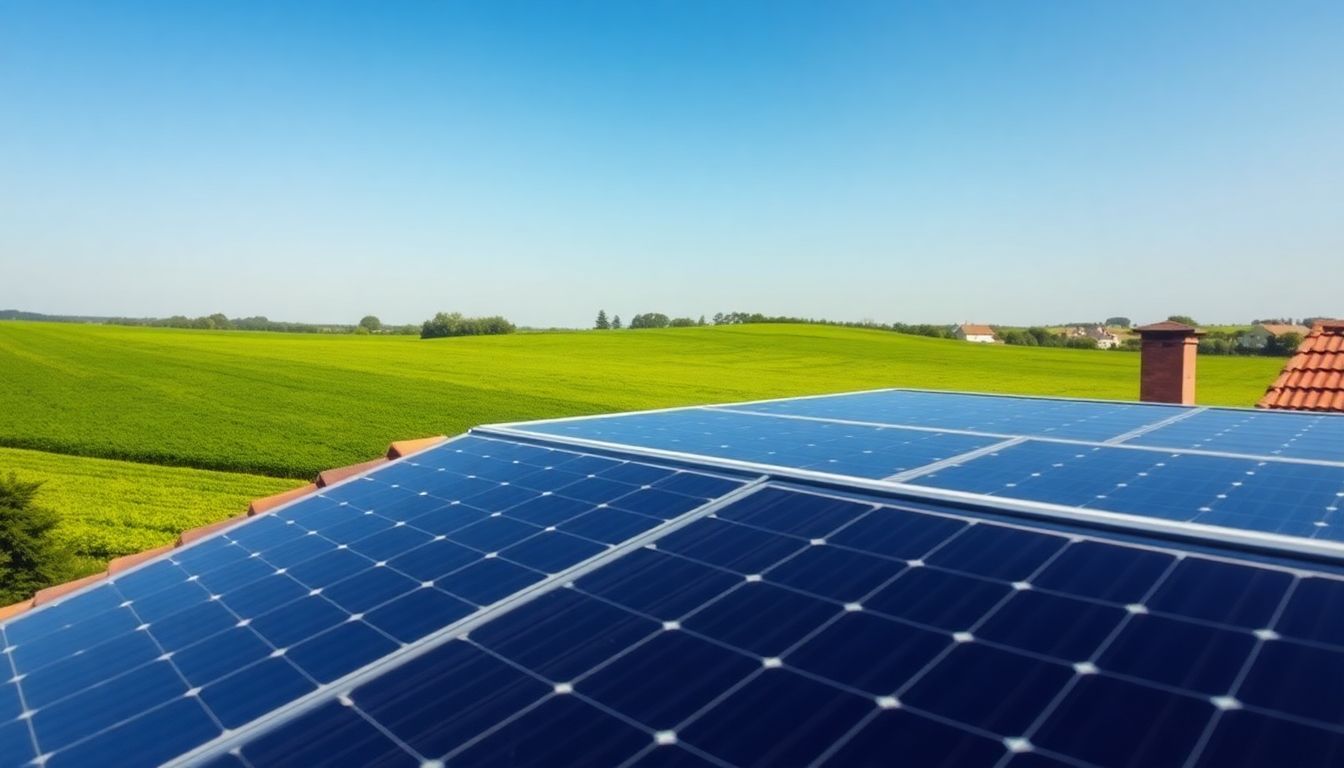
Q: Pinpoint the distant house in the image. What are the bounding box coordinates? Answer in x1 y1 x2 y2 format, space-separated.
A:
1066 325 1122 349
954 323 997 343
1239 323 1309 350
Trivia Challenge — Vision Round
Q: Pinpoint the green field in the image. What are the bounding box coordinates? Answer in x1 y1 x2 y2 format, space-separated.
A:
0 447 297 571
1 321 1282 479
0 320 1284 577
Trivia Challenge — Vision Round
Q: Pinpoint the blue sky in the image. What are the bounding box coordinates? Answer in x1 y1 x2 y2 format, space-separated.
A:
2 1 1340 327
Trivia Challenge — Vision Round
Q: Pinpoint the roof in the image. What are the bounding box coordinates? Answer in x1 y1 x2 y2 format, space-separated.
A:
1258 320 1344 412
956 323 995 335
6 393 1344 766
1133 320 1200 334
1254 323 1310 336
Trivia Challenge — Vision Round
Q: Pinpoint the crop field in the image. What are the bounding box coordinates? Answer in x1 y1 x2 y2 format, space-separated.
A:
0 320 1287 582
1 321 1282 480
0 447 297 570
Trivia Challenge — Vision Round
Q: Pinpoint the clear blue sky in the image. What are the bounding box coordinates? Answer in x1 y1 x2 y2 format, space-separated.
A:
2 1 1341 328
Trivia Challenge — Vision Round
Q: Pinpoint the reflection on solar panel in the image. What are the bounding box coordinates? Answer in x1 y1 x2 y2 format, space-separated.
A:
3 388 1343 767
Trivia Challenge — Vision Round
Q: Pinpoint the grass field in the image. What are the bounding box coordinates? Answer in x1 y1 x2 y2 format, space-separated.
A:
0 447 298 569
2 321 1282 481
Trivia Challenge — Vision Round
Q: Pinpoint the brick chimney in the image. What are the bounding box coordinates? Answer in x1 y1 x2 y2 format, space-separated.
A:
1134 321 1203 404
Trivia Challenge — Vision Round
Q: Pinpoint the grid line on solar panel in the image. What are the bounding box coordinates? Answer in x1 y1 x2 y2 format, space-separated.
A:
214 484 1344 768
0 435 748 768
483 409 1009 480
910 440 1344 543
1122 407 1344 463
709 388 1191 442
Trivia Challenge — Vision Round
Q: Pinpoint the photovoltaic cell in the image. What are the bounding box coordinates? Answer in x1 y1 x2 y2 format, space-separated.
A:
0 436 745 767
210 485 1344 768
505 407 1003 479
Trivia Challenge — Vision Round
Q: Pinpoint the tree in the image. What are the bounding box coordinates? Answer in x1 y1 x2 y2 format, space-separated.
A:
0 474 72 605
611 315 622 329
1267 332 1303 356
697 315 707 326
421 312 516 339
1167 315 1198 327
1104 317 1131 328
629 313 671 329
595 310 610 330
359 315 382 332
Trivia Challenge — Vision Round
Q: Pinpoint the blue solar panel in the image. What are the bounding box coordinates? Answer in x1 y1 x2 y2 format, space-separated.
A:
501 407 1004 479
719 389 1182 441
0 436 745 767
1123 408 1344 462
909 440 1344 540
7 388 1344 767
207 485 1344 767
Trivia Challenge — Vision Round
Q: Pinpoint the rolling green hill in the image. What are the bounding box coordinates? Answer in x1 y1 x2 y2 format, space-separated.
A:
1 321 1282 479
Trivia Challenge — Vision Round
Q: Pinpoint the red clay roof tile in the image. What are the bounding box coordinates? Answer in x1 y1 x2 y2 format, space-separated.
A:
33 572 108 606
178 514 251 545
0 600 33 621
108 545 174 574
316 458 389 488
387 435 448 460
248 483 319 516
1258 322 1344 413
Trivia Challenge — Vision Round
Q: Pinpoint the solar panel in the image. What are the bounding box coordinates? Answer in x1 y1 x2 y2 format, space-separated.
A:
196 484 1344 768
499 407 1005 479
1123 407 1344 462
488 391 1344 555
716 388 1183 442
0 436 748 767
5 387 1344 767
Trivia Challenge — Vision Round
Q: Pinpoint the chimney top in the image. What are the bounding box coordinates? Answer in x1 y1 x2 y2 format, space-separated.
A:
1134 321 1203 336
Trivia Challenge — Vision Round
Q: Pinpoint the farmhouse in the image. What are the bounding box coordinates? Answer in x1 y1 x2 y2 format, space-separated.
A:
953 322 996 343
1258 319 1344 411
1066 325 1122 349
1238 322 1309 350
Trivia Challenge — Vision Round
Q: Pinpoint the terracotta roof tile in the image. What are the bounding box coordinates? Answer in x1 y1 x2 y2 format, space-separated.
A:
387 435 448 460
248 483 319 516
33 573 108 606
316 457 389 488
178 514 251 545
957 324 995 336
0 600 33 621
1258 322 1344 413
108 545 174 574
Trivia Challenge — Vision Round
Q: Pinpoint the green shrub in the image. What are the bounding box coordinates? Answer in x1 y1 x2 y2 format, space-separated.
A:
0 473 74 604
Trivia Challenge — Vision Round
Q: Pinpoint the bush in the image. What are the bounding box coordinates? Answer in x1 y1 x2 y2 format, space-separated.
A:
0 473 74 605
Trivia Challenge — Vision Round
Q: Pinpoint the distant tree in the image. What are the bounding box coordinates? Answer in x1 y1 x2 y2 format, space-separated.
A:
712 312 726 325
669 317 696 327
697 315 707 326
420 312 516 339
1167 315 1198 327
353 325 371 336
1267 332 1304 356
1063 337 1099 350
595 310 610 330
1104 317 1131 328
629 313 671 329
204 313 233 330
611 315 622 329
0 474 73 605
359 315 382 332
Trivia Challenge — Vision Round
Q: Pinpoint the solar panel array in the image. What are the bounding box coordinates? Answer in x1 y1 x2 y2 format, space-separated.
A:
3 389 1343 767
